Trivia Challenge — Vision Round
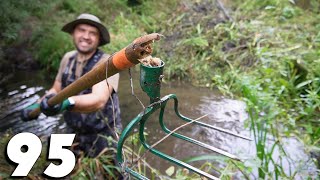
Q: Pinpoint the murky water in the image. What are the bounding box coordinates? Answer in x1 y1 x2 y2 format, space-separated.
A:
0 69 317 179
0 71 66 138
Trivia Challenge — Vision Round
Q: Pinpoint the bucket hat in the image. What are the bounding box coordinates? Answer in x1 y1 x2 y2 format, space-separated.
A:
62 13 110 46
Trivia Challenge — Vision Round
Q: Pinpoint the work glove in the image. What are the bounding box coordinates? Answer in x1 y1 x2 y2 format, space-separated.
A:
20 103 40 121
40 94 74 116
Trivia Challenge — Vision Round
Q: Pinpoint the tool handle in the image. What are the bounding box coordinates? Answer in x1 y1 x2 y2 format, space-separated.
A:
26 33 163 119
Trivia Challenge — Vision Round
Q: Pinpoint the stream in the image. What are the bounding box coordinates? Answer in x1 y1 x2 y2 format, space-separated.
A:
0 69 317 179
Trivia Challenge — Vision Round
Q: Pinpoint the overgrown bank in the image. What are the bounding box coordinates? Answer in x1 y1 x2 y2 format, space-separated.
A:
157 0 320 178
0 0 319 179
158 0 320 178
0 0 176 74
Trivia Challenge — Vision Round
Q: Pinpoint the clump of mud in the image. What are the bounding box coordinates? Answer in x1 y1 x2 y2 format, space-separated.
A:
139 55 162 67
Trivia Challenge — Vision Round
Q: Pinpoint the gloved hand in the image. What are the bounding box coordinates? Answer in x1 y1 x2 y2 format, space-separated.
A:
20 103 40 121
40 94 73 116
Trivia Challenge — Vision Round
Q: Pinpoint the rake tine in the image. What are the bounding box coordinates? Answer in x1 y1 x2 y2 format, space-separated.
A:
143 143 220 180
169 129 241 160
158 98 241 161
193 121 252 141
172 132 241 161
168 94 252 141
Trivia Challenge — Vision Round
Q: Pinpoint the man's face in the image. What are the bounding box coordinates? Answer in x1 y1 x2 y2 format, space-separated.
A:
72 24 100 55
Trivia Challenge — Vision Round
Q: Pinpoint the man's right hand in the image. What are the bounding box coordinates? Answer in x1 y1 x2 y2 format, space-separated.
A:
20 103 40 121
40 94 62 116
40 94 73 116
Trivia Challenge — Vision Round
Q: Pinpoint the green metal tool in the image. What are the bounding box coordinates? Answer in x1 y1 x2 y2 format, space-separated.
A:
116 61 251 179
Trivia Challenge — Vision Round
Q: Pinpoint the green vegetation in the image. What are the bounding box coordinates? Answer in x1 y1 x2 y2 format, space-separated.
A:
0 0 53 71
0 133 48 178
1 0 319 179
0 133 158 179
157 0 320 179
0 0 176 72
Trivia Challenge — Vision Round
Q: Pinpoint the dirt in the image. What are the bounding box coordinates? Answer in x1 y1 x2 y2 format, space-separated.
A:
158 0 231 58
1 17 40 72
4 43 39 70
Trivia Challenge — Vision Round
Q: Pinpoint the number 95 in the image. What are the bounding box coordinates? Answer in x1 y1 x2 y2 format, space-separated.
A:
6 133 76 178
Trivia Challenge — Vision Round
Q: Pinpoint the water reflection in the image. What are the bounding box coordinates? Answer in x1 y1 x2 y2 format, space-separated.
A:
0 71 65 138
195 95 317 179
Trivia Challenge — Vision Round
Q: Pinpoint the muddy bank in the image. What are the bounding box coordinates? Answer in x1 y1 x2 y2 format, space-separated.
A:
0 44 39 88
159 0 231 59
2 44 39 71
0 12 41 73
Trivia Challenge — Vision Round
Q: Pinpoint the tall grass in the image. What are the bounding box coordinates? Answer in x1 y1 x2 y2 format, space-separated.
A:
155 0 320 178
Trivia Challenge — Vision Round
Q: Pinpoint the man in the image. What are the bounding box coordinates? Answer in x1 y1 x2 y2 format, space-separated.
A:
39 13 121 157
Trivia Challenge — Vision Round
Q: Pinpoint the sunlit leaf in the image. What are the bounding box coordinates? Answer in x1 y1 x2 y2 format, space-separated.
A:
165 166 175 176
183 154 227 163
265 6 275 10
296 80 313 89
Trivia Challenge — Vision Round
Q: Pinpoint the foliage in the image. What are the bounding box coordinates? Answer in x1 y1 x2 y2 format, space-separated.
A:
103 13 143 53
0 133 51 179
16 0 175 71
155 0 320 178
31 25 73 71
120 132 162 179
0 0 52 45
71 149 121 179
230 0 320 149
167 1 319 132
0 133 158 179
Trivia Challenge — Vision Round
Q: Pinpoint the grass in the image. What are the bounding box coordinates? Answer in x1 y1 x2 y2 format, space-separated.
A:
156 0 320 178
0 133 48 178
0 132 160 179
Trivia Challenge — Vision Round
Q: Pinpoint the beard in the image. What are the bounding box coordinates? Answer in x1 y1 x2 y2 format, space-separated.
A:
75 45 96 55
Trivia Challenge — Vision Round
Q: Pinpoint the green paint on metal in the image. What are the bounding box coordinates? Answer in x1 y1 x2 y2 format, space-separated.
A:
116 95 220 179
140 61 165 103
116 61 249 179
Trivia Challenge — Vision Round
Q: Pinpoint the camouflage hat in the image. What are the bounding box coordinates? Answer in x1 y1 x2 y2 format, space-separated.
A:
62 13 110 46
